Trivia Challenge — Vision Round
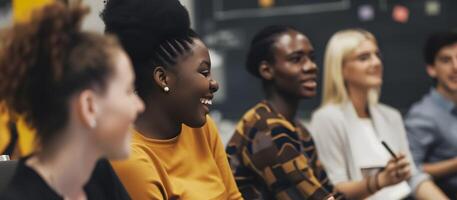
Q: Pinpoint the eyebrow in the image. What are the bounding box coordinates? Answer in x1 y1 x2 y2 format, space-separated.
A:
288 49 314 56
357 49 379 55
437 54 452 58
200 60 211 67
357 51 371 56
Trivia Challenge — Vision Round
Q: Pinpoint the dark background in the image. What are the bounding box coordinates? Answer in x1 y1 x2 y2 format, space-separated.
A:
0 0 11 9
0 0 12 28
193 0 457 121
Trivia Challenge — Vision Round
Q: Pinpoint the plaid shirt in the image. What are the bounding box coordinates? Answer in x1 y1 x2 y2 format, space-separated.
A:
226 102 345 200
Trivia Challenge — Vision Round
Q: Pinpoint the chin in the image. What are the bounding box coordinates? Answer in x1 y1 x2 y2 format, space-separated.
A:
104 138 131 160
299 90 317 99
185 115 207 128
365 82 381 89
446 85 457 93
371 78 383 86
106 148 130 160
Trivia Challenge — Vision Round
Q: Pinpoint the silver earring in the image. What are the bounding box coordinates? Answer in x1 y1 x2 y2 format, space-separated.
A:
164 86 170 92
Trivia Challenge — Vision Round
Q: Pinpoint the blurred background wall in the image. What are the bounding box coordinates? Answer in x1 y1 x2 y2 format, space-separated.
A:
1 0 456 144
0 0 12 27
194 0 457 119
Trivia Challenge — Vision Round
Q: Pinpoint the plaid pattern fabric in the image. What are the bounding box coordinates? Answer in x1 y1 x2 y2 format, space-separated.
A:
226 101 345 200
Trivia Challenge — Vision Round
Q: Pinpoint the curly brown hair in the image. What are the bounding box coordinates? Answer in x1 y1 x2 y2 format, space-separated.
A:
0 1 121 146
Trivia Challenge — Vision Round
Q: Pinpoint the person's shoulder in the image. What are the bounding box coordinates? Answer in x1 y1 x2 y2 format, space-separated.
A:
231 102 296 142
116 144 157 167
0 176 28 200
309 104 348 139
110 133 161 174
109 145 163 200
128 133 158 156
110 146 163 185
92 158 121 180
91 159 111 178
0 161 49 200
311 103 345 123
0 190 27 200
313 103 343 114
407 94 438 119
239 102 273 123
87 159 130 198
94 158 112 168
375 103 400 115
373 103 404 123
231 102 283 135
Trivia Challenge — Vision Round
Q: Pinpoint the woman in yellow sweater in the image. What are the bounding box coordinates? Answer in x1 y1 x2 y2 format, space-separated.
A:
102 0 242 199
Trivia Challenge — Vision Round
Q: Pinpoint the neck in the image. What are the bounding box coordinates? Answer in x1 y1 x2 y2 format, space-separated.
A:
27 129 100 199
347 85 370 118
436 85 457 105
135 98 181 140
266 89 299 122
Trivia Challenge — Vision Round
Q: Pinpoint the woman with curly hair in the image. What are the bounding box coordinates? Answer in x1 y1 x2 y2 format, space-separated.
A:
0 1 144 199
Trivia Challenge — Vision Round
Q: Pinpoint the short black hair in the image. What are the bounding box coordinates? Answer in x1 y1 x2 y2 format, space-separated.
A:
424 31 457 65
101 0 200 99
246 25 298 78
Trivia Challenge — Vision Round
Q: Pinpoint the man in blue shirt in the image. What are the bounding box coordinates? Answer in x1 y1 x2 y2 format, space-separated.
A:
405 31 457 199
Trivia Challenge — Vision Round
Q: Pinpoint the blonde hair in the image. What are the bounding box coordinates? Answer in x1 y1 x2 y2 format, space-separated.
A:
321 28 380 106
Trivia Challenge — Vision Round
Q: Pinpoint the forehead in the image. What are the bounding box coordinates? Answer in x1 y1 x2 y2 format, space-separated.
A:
175 38 209 67
437 42 457 57
190 38 208 55
351 39 378 55
273 31 312 54
112 50 133 80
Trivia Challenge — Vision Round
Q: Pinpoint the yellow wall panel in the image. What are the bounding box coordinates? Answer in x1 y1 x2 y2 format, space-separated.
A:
13 0 54 23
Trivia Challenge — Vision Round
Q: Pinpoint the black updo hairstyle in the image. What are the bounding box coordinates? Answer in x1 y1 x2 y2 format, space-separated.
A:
246 25 299 79
101 0 200 100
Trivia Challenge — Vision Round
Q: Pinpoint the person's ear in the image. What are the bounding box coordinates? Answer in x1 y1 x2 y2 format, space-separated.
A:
153 66 171 93
76 90 99 129
426 64 437 78
259 61 274 81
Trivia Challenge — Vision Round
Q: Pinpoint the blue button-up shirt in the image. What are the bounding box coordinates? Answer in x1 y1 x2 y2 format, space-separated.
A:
405 88 457 195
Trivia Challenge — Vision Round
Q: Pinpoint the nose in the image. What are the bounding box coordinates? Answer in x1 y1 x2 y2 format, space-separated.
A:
452 56 457 71
209 78 219 94
372 53 383 69
302 61 318 74
136 95 145 114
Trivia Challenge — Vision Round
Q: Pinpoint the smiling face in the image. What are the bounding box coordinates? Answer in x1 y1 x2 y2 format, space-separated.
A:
427 42 457 97
165 38 219 128
265 30 318 99
343 39 383 91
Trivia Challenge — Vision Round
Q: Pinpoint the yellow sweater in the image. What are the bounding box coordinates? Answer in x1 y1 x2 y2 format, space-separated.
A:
111 116 242 200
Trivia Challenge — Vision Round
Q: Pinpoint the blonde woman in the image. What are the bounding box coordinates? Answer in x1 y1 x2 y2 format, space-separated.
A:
310 29 447 200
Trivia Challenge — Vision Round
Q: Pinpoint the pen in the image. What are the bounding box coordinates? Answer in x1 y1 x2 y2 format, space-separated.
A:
381 141 398 159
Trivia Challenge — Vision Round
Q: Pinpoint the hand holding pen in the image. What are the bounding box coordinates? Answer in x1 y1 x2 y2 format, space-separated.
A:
376 141 412 188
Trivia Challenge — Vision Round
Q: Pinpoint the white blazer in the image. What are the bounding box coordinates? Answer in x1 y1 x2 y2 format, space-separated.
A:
309 101 429 198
